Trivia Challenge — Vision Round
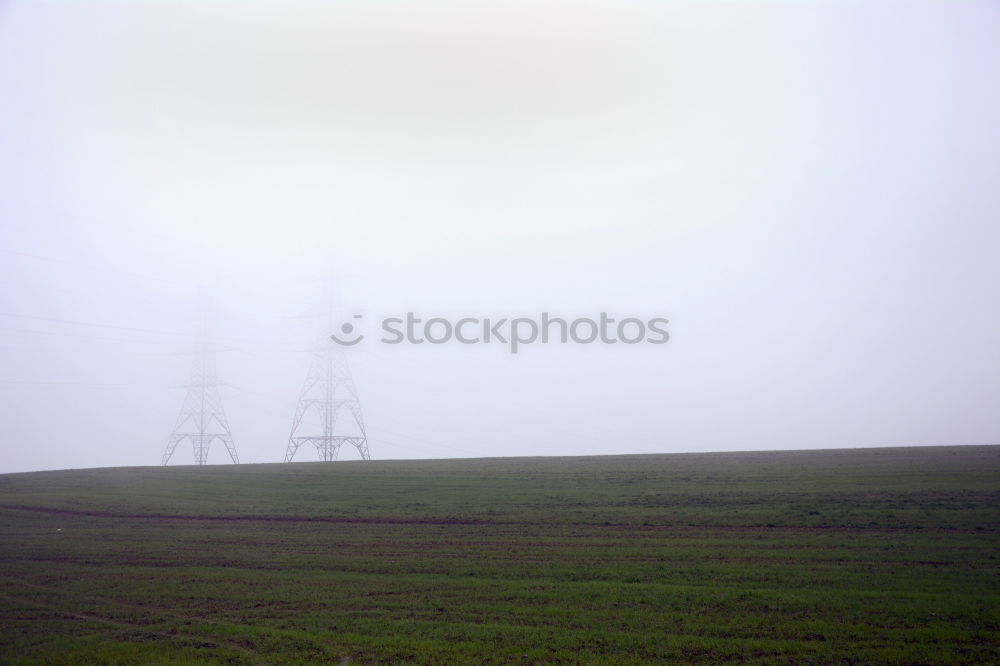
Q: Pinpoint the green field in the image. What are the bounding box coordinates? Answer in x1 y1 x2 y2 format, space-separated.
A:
0 446 997 664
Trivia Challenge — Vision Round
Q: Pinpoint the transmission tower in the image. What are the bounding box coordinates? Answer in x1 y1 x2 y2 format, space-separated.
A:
285 336 370 462
161 333 240 466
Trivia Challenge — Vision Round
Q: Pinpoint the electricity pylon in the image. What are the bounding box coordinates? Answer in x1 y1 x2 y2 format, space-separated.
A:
284 336 370 462
161 333 239 466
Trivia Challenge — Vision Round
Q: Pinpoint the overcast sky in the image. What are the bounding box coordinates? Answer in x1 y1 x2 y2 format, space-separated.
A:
1 0 997 473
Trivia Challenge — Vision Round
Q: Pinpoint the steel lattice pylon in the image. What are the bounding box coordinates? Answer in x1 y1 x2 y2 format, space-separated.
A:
285 337 369 462
161 337 239 466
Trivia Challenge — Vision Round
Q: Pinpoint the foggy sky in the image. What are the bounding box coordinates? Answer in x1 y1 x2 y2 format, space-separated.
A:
1 0 998 473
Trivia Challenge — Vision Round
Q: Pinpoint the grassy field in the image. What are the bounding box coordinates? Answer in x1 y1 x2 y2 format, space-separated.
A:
0 446 997 664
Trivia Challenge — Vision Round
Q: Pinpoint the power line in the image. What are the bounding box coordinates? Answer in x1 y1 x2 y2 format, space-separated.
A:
4 249 186 286
0 326 157 346
0 312 191 337
0 380 136 388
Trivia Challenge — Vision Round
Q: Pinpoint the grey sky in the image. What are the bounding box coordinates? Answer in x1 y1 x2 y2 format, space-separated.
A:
1 0 998 472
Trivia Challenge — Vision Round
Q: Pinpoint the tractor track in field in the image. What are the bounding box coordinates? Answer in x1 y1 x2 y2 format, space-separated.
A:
0 503 981 533
0 503 500 526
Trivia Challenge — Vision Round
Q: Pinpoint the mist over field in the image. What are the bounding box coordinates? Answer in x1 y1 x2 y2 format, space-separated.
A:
1 4 999 664
1 0 999 473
